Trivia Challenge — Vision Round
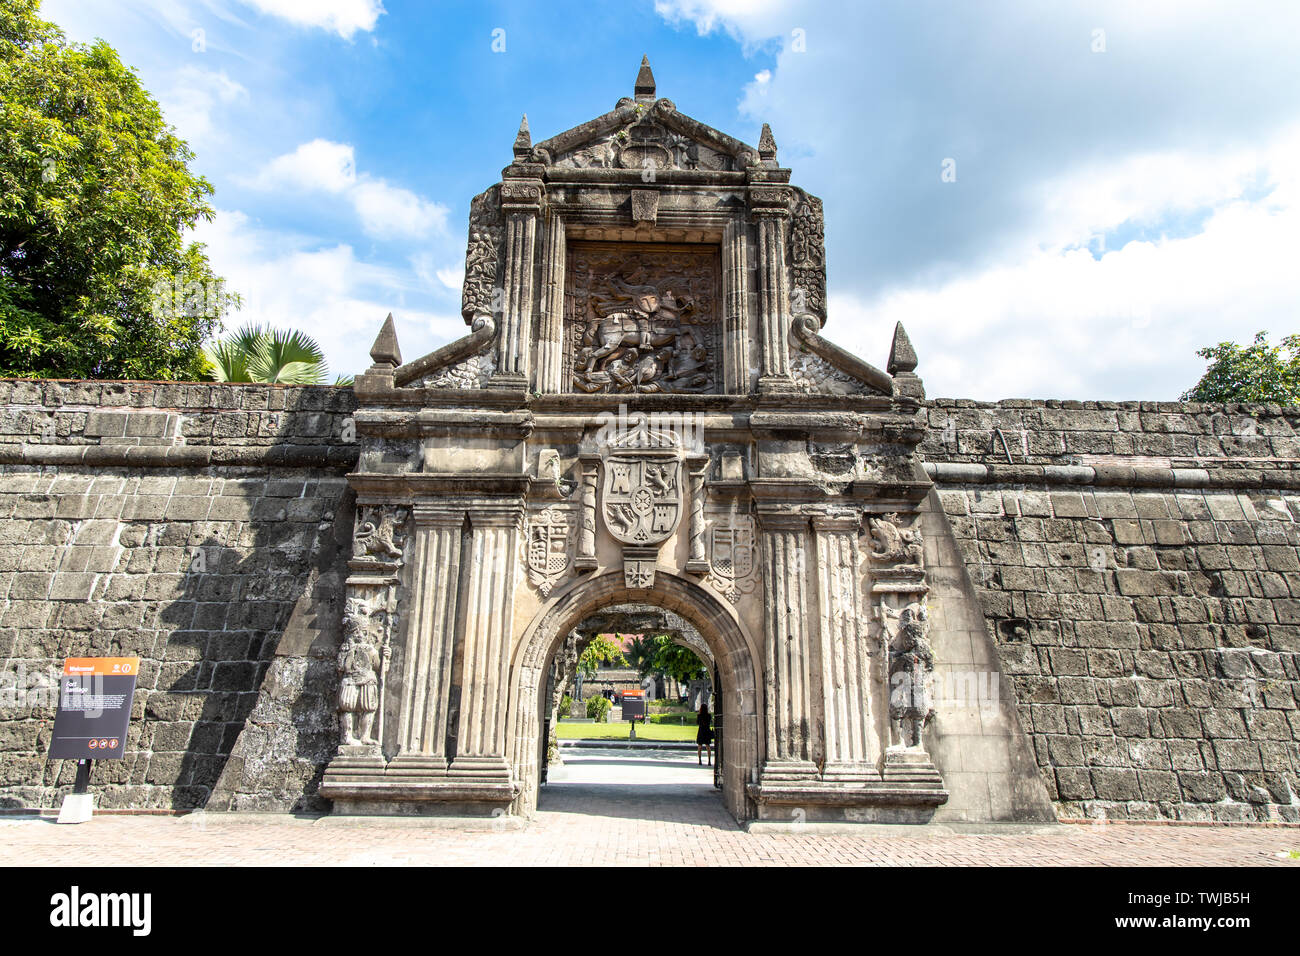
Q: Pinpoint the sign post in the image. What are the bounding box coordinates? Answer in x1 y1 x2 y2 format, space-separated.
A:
622 688 645 739
49 657 140 823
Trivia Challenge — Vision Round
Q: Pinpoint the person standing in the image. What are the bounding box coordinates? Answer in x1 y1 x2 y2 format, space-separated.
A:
696 702 713 766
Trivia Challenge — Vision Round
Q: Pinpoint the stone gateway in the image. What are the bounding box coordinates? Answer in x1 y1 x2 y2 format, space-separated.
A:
316 60 1033 823
1 59 1297 827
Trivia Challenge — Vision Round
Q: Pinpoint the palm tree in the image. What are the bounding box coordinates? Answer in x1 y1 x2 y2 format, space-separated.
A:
203 324 353 385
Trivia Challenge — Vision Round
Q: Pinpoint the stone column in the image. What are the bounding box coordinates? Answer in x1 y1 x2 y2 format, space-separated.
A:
533 210 566 394
757 510 818 781
685 460 709 574
722 219 751 394
386 505 464 778
492 178 543 388
812 512 878 782
449 501 524 784
749 186 794 393
574 458 598 571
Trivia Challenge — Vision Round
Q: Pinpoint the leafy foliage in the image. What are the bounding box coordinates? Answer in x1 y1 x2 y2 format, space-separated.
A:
650 634 708 684
577 634 626 678
1181 331 1300 404
624 635 659 678
621 633 708 684
203 324 350 385
0 0 236 379
585 695 611 723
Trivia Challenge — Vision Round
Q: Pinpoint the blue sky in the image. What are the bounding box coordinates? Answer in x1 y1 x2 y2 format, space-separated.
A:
44 0 1300 399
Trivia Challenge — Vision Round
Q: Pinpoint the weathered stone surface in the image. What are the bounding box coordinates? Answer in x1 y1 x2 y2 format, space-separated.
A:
0 386 355 812
928 399 1300 823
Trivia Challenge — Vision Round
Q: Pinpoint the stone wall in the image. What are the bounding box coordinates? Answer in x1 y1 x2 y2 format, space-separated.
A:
923 399 1300 822
0 380 356 812
2 383 1297 823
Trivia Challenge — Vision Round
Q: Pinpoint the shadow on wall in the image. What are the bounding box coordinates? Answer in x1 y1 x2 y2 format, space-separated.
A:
166 490 354 813
25 479 355 813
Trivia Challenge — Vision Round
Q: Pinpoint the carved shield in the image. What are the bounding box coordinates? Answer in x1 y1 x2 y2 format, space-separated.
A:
710 524 754 581
600 455 682 545
526 509 571 597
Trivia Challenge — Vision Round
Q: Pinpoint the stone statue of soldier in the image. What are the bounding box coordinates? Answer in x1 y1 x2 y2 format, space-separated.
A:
338 599 385 747
886 602 935 749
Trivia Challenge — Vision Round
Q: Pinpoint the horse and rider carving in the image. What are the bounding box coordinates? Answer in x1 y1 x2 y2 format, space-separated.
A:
571 273 713 394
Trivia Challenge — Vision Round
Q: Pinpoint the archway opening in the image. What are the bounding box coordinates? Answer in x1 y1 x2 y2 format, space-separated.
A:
541 609 719 816
508 572 761 824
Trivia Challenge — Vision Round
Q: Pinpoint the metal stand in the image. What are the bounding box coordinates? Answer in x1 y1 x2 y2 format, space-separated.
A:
56 760 94 824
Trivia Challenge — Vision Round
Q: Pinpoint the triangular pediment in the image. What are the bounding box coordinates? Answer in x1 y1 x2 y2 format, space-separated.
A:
534 98 758 174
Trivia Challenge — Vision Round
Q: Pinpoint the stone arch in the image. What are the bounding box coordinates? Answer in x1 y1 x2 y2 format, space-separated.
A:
507 570 762 821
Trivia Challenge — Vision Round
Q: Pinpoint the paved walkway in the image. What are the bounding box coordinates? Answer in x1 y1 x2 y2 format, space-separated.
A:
1 749 1296 866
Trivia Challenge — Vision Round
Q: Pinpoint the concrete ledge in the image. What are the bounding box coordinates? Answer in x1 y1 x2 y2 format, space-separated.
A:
744 820 1063 836
923 459 1300 490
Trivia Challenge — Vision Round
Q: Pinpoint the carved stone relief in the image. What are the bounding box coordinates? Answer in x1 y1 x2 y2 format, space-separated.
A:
705 515 759 604
597 418 685 588
883 601 935 749
788 194 826 323
524 507 573 597
413 351 496 390
789 348 875 396
867 513 925 569
554 120 736 172
338 593 389 747
460 185 504 320
566 242 721 395
353 506 409 564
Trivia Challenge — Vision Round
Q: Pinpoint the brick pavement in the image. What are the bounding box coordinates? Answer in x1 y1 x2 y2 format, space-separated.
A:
3 749 1297 866
1 787 1295 867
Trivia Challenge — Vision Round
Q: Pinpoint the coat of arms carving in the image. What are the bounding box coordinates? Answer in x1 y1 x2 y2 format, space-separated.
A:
707 517 758 604
599 418 684 587
525 508 572 597
602 456 683 544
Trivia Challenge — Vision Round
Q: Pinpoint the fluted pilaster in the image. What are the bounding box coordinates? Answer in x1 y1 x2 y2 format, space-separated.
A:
450 502 524 781
390 507 464 771
812 513 877 781
758 511 818 779
722 219 751 393
534 211 566 393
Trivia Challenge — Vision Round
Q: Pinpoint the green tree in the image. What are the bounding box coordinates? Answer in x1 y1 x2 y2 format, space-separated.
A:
0 0 236 379
577 634 626 679
625 635 659 678
1181 331 1300 404
650 634 707 684
204 324 351 385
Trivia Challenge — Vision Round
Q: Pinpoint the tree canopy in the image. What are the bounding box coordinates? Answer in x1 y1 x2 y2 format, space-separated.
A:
577 634 626 679
0 0 235 379
624 633 707 684
1181 331 1300 405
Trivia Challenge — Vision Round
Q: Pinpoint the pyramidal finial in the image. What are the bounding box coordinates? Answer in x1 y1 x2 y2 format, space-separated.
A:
634 55 656 102
370 313 402 368
513 114 531 158
758 123 777 162
887 322 917 375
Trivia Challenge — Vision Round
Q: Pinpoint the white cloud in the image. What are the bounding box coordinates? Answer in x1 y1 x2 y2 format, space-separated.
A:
653 0 1300 400
192 210 463 379
157 66 249 142
236 0 385 39
246 139 357 193
351 181 447 239
435 266 464 290
824 129 1300 400
244 140 447 238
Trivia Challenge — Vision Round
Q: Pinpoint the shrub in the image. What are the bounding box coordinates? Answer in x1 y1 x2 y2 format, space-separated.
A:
559 694 573 715
586 696 611 723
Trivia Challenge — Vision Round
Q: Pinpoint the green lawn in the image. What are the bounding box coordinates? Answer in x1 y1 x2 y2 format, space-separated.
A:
555 721 697 742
